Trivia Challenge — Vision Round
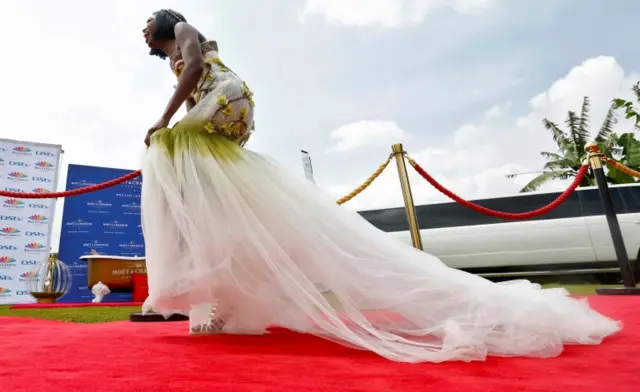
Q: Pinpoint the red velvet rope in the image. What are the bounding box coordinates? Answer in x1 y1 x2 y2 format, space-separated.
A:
0 170 141 199
408 159 588 220
0 153 589 221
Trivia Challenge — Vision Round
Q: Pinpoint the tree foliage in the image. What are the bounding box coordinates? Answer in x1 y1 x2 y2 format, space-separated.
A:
509 83 640 192
508 96 616 192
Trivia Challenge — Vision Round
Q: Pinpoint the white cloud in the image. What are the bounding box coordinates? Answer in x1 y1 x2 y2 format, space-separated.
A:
453 123 481 145
483 102 511 120
453 102 511 145
324 56 640 212
326 120 407 152
516 56 637 131
299 0 500 28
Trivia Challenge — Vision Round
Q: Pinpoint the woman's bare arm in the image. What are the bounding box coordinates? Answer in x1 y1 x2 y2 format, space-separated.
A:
160 23 204 121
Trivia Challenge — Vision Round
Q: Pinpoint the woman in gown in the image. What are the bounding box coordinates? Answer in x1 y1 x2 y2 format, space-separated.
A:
140 9 621 363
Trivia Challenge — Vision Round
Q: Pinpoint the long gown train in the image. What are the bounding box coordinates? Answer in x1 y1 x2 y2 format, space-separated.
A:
141 41 621 363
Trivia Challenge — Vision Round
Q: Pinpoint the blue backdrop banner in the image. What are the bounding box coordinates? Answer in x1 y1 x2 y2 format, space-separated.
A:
58 164 144 303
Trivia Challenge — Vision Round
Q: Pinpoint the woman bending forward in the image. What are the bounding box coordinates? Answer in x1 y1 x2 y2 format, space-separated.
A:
140 9 621 363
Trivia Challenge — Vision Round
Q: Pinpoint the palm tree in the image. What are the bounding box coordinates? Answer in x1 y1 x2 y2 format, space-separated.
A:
613 82 640 132
608 82 640 183
508 96 618 192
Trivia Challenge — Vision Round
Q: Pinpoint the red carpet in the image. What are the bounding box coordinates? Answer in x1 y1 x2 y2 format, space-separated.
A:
9 302 143 309
0 296 637 392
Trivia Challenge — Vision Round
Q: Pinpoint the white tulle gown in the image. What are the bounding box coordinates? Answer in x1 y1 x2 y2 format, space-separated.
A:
141 39 621 363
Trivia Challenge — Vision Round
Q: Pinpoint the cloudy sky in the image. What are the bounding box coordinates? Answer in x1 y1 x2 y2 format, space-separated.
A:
1 0 639 250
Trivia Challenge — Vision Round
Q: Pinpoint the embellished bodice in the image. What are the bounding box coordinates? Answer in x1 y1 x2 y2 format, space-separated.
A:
169 40 253 106
169 40 218 73
167 40 255 146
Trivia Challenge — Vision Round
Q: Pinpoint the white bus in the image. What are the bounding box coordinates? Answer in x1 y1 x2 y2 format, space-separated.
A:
359 183 640 281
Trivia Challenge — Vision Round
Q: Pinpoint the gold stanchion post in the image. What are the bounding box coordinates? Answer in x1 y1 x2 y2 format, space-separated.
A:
391 143 423 250
585 144 640 295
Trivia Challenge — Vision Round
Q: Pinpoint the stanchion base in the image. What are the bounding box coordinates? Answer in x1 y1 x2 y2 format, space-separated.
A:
129 312 189 322
596 287 640 295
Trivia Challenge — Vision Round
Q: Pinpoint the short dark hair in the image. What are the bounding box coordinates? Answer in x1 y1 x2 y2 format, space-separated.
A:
149 9 187 60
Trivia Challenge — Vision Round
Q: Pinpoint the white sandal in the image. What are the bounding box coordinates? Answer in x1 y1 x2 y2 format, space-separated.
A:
189 304 226 335
189 317 226 335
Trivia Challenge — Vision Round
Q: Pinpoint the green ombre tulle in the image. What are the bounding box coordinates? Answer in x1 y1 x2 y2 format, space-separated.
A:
151 120 246 162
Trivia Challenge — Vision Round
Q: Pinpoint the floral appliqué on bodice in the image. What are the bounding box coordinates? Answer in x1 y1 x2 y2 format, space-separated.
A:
169 40 255 145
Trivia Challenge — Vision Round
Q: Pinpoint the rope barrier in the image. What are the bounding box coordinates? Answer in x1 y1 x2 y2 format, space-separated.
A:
603 157 640 179
406 154 589 220
336 153 393 205
0 148 591 219
0 170 141 199
0 153 392 205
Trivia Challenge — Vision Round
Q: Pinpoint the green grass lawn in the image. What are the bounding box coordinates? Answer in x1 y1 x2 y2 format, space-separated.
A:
0 305 141 323
0 284 620 324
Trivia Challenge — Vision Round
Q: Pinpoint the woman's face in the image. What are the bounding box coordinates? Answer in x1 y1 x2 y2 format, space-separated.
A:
142 14 157 47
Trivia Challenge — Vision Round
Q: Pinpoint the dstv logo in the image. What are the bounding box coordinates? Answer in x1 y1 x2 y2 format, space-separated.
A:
0 245 18 251
8 161 28 167
4 187 22 192
36 151 55 157
32 177 52 183
25 231 46 237
16 290 29 295
0 275 13 281
28 203 49 209
21 260 37 265
0 216 21 222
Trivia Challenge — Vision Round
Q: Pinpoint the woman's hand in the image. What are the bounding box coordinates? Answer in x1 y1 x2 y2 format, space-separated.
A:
145 116 171 146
